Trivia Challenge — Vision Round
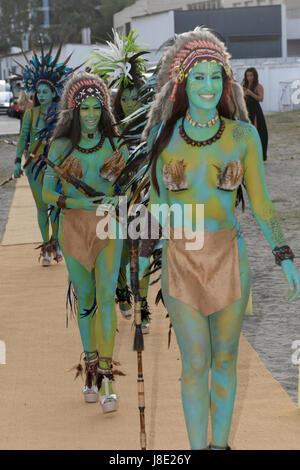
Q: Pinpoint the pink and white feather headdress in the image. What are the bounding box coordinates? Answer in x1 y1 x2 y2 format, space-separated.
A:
52 72 115 140
142 28 235 140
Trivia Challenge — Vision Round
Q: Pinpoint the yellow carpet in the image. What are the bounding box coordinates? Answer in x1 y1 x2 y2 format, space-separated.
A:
0 178 299 450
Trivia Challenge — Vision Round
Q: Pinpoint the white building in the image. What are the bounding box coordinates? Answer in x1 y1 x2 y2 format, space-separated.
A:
113 0 300 113
0 43 99 82
114 0 300 57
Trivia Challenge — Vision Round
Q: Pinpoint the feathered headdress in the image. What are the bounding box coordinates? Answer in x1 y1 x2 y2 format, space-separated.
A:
142 27 248 140
14 42 77 96
52 71 115 140
87 29 148 89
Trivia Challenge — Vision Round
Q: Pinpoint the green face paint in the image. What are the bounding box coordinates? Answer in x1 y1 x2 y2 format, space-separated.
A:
120 87 140 117
79 96 102 134
186 62 223 112
37 83 56 107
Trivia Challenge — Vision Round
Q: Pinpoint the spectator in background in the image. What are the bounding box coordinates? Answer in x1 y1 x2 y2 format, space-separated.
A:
17 85 33 128
242 67 268 161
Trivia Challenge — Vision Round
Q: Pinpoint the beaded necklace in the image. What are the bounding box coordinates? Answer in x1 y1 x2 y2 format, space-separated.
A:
186 110 219 128
179 117 225 147
75 134 105 154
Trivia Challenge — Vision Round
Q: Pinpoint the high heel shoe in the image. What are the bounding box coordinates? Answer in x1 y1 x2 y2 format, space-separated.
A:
68 351 100 403
70 351 98 403
97 366 118 413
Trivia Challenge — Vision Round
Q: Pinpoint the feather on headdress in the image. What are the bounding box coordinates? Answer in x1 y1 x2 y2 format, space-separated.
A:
52 71 115 141
14 42 76 96
87 29 148 89
142 27 248 140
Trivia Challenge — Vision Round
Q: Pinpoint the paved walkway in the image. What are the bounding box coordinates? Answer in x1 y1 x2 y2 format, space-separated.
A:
0 178 300 450
0 114 20 136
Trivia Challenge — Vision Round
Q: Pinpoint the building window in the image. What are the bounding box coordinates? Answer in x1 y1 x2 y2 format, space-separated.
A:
125 22 131 36
187 1 221 10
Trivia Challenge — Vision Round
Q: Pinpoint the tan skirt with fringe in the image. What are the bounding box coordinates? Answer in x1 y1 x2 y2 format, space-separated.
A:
62 209 110 272
167 227 241 316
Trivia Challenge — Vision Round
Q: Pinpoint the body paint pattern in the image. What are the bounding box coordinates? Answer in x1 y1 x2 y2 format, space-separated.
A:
43 129 128 376
16 107 59 243
147 116 287 447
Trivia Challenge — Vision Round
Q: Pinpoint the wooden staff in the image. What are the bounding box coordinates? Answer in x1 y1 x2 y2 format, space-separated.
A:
22 139 44 169
40 154 105 199
0 173 21 187
0 140 43 187
128 208 147 450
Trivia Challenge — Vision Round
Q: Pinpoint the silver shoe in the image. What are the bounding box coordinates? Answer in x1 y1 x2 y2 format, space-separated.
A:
99 376 118 413
82 384 99 403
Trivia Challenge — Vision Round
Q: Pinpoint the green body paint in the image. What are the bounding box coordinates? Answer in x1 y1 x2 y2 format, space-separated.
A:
15 84 59 244
43 96 128 396
146 60 296 449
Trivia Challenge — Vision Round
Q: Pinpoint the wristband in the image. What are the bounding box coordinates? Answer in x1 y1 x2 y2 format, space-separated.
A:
57 195 67 209
272 245 295 265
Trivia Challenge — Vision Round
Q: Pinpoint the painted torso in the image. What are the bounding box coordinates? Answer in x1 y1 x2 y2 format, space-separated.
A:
159 117 249 231
16 106 48 160
51 136 123 199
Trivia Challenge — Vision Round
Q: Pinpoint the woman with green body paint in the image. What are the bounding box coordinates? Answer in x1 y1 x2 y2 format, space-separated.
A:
114 85 152 330
141 29 300 449
13 45 74 266
89 30 152 330
14 82 62 266
43 72 127 413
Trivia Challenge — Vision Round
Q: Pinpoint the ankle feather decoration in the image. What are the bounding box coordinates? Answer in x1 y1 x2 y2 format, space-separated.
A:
97 361 126 391
68 351 99 384
115 286 133 305
68 363 84 381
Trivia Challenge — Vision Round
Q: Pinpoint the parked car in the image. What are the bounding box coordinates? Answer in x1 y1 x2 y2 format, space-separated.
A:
0 80 13 114
7 99 21 119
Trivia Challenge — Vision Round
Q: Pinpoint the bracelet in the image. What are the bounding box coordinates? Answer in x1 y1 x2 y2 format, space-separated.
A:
14 157 21 164
272 245 295 265
57 195 67 209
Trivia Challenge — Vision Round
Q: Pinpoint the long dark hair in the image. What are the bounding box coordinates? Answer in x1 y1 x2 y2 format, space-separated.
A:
64 105 118 150
242 67 259 92
151 68 236 194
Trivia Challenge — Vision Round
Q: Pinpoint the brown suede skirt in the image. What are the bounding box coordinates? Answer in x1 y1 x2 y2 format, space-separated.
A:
167 227 241 316
62 209 110 272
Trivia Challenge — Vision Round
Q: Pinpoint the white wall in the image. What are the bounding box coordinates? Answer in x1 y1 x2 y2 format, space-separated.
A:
131 11 175 65
287 18 300 40
0 44 107 81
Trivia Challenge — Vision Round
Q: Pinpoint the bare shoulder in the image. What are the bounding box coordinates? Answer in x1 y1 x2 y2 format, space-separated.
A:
49 137 72 163
224 118 256 142
255 83 264 92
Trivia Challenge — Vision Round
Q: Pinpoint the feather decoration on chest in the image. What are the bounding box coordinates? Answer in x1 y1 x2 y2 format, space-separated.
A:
99 150 126 182
163 159 188 191
214 160 244 191
60 155 83 179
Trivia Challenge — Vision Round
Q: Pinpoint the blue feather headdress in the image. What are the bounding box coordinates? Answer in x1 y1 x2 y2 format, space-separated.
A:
14 42 77 96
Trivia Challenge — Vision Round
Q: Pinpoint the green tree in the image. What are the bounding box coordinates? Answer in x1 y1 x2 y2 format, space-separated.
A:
94 0 136 42
0 0 136 54
0 0 33 54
